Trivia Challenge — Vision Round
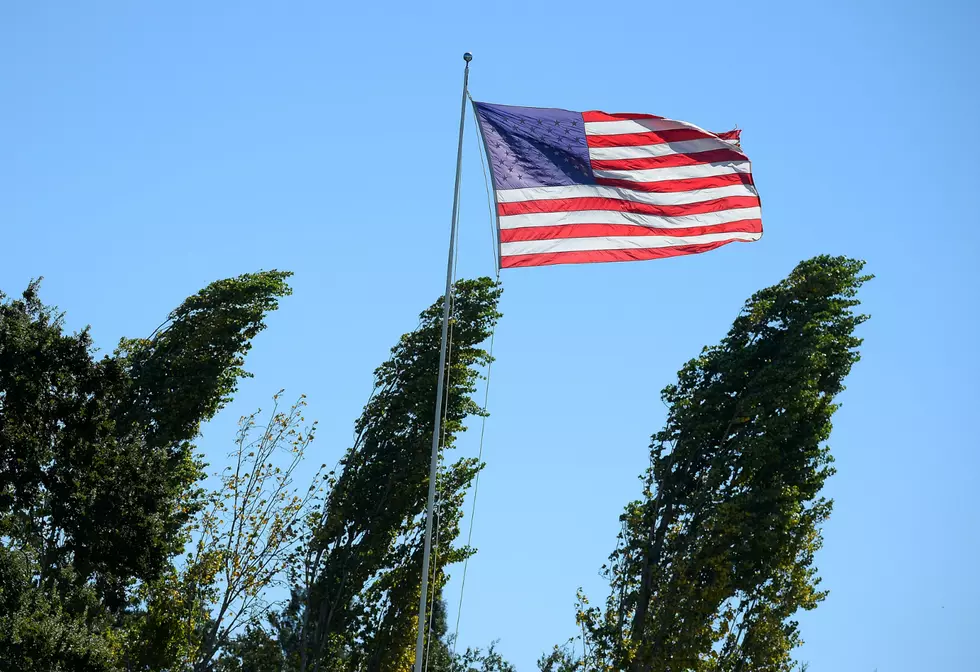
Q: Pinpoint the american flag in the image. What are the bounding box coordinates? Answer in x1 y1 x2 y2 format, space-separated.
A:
472 102 762 269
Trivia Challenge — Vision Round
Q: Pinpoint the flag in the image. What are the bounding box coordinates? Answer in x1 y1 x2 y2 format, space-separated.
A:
472 102 762 269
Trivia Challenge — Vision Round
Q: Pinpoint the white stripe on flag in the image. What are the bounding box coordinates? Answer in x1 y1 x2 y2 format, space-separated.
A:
495 183 760 205
584 119 704 135
501 231 763 256
588 138 744 161
497 184 759 205
498 206 762 231
592 161 753 183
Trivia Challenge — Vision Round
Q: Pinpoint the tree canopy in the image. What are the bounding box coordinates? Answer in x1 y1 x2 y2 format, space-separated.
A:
281 277 503 671
576 255 871 671
0 256 871 672
0 271 293 668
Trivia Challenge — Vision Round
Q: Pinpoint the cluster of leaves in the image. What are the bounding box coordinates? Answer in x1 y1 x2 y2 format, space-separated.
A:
0 544 118 671
120 394 328 672
269 277 504 671
0 271 293 670
572 256 871 672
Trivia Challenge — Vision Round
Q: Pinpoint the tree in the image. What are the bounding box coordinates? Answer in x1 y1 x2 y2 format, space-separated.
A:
192 395 323 671
576 256 872 671
449 642 516 672
537 640 584 672
0 544 117 672
120 394 326 671
282 277 502 671
215 623 286 672
0 271 292 668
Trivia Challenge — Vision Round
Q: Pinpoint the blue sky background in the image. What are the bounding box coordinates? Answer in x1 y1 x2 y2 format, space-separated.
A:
2 2 978 669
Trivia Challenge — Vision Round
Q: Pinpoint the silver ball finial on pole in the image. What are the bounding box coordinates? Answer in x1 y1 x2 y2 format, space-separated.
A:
463 52 473 62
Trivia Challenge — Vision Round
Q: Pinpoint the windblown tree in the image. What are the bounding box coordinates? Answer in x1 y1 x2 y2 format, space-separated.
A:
575 256 871 672
275 277 503 672
0 271 292 670
120 394 327 672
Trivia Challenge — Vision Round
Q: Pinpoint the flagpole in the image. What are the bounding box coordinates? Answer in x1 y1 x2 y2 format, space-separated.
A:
414 51 472 672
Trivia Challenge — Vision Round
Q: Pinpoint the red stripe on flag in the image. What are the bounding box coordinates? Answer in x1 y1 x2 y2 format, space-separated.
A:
499 220 763 243
595 172 755 193
497 195 760 218
500 239 748 268
586 128 726 148
590 148 748 172
582 111 665 122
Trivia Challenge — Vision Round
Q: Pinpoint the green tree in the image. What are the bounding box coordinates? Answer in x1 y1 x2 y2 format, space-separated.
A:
449 642 516 672
215 623 286 671
575 256 871 672
537 640 583 672
0 545 117 672
0 271 292 669
119 394 326 672
283 277 502 671
191 395 325 671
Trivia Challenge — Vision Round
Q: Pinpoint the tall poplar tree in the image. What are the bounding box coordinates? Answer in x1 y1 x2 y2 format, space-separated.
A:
281 277 503 672
576 256 871 672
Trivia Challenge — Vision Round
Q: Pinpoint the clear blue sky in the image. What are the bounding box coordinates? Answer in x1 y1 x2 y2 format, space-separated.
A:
2 2 978 669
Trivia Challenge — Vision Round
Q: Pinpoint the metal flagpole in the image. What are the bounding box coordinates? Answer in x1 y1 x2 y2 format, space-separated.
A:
413 51 472 672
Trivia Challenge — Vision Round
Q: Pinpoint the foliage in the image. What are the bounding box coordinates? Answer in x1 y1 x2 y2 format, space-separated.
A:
0 271 292 667
191 394 325 670
575 256 871 671
118 394 325 671
449 642 517 672
0 545 118 672
536 640 583 672
215 623 287 671
283 277 502 671
0 272 510 671
1 256 873 672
